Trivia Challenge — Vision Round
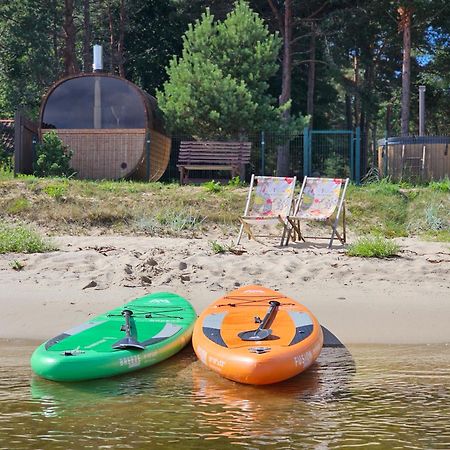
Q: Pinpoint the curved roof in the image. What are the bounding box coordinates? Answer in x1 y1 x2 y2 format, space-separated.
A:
40 74 164 132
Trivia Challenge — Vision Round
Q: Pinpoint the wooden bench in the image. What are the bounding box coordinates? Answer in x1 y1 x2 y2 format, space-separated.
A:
177 141 251 184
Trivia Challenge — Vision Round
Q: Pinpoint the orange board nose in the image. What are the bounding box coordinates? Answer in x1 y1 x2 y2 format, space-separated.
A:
192 285 323 385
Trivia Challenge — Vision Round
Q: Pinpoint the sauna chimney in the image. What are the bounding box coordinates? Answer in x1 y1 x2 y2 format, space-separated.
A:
93 45 103 128
93 45 103 72
419 85 426 136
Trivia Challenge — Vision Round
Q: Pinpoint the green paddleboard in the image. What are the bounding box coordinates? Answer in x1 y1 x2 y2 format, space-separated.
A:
31 292 197 382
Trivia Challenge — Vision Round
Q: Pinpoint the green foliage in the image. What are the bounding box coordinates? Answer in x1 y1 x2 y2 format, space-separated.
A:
0 222 55 253
43 182 68 199
0 168 14 181
0 143 13 172
429 177 450 192
346 236 400 258
423 205 449 231
0 0 56 116
6 198 30 214
210 240 226 254
10 260 25 271
34 132 75 178
157 1 289 137
135 209 205 235
322 153 350 178
228 176 244 187
203 180 222 193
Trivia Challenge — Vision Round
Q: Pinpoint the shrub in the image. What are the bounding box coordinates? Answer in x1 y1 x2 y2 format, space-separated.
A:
203 180 223 193
44 182 68 199
34 131 75 178
429 177 450 192
0 142 13 172
346 236 400 258
211 240 226 254
0 222 56 253
228 176 244 187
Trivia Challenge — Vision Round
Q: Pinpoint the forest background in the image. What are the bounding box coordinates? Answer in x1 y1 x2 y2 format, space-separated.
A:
0 0 449 159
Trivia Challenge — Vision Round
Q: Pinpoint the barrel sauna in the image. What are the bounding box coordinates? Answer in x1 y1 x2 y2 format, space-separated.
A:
378 136 450 182
40 73 170 181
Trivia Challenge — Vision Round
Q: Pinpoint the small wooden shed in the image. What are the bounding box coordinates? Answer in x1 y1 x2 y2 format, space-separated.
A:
378 136 450 181
40 73 170 181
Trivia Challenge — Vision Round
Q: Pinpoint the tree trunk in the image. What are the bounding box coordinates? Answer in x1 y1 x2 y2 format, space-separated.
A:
398 6 412 137
63 0 79 75
118 0 126 77
345 94 352 131
353 52 360 128
107 2 115 72
83 0 91 72
361 60 375 176
386 103 393 137
306 22 316 128
51 0 59 73
276 0 293 176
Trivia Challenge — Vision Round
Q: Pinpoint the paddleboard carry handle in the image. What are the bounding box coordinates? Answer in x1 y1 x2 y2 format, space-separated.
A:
238 301 281 341
112 309 145 350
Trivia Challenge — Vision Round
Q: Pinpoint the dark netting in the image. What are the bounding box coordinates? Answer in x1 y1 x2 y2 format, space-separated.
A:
42 76 146 129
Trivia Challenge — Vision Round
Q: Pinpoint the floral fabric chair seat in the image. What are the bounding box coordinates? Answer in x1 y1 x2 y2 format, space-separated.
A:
282 176 349 248
236 175 297 245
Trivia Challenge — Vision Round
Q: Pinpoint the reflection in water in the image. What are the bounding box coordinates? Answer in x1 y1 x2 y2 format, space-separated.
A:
1 341 449 449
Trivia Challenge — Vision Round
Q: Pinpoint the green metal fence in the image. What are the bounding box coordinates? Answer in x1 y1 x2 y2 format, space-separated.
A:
163 128 362 183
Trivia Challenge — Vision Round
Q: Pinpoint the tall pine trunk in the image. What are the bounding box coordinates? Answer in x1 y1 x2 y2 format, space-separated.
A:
275 0 292 176
398 6 412 137
306 22 316 127
83 0 91 72
63 0 79 75
118 0 126 77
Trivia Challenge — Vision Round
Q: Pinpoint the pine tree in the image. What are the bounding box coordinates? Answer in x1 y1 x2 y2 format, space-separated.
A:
157 1 299 138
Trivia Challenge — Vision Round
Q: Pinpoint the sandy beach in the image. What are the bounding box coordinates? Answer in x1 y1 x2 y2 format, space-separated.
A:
1 234 449 345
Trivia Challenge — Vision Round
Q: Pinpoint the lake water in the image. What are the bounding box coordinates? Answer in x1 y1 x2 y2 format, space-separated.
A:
0 340 449 449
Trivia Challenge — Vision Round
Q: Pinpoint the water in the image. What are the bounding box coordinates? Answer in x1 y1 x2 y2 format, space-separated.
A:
0 341 449 449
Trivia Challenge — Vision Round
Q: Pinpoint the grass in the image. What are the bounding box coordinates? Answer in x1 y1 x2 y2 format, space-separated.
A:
0 222 56 253
0 174 449 242
347 179 450 240
346 236 400 258
210 240 227 254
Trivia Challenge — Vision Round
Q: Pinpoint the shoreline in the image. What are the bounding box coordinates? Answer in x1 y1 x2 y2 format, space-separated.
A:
2 234 449 344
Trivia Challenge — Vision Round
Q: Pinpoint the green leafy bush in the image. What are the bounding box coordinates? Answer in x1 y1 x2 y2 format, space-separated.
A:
210 240 226 254
0 222 56 253
346 236 400 258
0 142 13 172
203 180 223 193
34 131 75 178
44 182 68 199
228 176 244 187
429 177 450 192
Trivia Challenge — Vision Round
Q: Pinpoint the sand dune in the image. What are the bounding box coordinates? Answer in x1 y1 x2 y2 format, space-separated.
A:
1 234 449 344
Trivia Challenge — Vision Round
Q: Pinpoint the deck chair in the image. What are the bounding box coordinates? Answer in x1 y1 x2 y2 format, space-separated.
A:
236 175 297 245
282 177 349 248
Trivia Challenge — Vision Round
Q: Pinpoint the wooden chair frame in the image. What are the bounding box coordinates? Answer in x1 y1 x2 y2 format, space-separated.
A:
236 175 297 245
282 177 349 248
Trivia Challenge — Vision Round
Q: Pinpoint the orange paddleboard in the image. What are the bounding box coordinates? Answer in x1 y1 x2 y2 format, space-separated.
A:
192 285 323 385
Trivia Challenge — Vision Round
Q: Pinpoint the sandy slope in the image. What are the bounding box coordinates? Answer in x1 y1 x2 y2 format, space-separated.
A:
1 234 449 344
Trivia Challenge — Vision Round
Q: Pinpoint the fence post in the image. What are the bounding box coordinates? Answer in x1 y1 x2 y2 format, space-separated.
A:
260 131 265 175
355 126 361 185
303 127 309 177
145 130 151 181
